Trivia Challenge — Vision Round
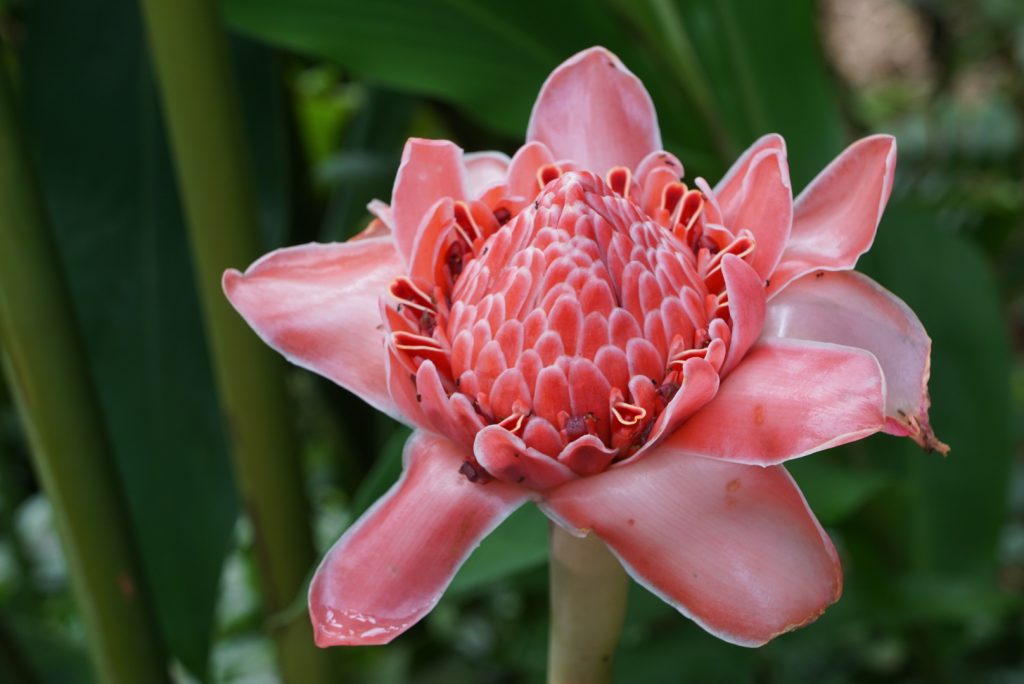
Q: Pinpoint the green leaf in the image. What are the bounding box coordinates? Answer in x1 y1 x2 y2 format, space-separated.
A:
678 0 846 185
447 505 549 595
788 457 892 527
16 0 288 675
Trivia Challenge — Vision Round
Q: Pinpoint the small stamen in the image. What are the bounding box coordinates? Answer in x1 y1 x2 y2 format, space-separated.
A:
389 276 435 315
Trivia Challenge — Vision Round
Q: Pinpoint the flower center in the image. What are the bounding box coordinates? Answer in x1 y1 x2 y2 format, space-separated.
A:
386 171 757 482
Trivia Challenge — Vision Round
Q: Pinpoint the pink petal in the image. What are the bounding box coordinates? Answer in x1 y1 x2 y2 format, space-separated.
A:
764 269 947 453
223 238 403 421
527 47 661 173
720 255 766 376
474 425 578 490
633 357 719 459
310 430 529 646
667 338 885 465
718 149 793 280
769 135 897 296
463 151 511 198
542 449 841 646
391 138 467 266
506 140 557 200
713 133 786 203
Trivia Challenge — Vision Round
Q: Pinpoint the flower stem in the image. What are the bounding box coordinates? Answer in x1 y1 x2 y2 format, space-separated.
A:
0 62 169 683
138 1 330 680
548 524 629 684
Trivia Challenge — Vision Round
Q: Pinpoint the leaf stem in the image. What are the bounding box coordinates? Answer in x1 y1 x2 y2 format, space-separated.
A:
548 524 629 684
0 62 169 683
137 1 330 680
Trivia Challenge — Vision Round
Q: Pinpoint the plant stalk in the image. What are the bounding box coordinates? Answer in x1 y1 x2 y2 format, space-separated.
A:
0 61 169 683
548 524 629 684
137 1 330 680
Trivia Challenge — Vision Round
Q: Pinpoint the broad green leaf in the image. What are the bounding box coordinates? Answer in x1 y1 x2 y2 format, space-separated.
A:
219 0 713 159
788 457 892 527
16 0 294 674
447 505 548 595
678 0 846 185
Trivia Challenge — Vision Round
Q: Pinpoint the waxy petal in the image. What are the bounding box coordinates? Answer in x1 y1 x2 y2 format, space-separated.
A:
713 133 787 203
718 149 793 280
769 135 897 296
720 255 766 376
463 151 511 197
667 338 886 465
223 238 403 421
527 47 661 173
475 425 578 490
764 269 947 453
507 141 557 200
392 138 467 266
542 449 841 646
310 431 529 646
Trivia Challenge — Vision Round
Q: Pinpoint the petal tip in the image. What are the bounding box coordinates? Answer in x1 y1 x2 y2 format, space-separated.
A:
221 268 242 298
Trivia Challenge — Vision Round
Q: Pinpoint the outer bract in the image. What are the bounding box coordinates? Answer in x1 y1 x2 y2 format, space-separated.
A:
224 46 946 649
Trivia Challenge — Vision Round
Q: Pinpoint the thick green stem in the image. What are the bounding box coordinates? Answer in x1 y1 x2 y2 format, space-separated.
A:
137 1 329 680
548 525 629 684
0 63 169 683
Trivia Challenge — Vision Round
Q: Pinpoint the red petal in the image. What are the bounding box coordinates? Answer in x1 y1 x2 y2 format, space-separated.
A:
542 449 841 646
527 47 661 173
310 431 529 646
667 338 885 465
223 238 403 421
769 135 897 296
391 138 467 266
764 269 946 453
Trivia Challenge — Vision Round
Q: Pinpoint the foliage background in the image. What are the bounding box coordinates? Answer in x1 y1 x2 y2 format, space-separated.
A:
0 0 1021 682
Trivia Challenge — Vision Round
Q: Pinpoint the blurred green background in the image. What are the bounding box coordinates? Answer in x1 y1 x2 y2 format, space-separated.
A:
0 0 1021 682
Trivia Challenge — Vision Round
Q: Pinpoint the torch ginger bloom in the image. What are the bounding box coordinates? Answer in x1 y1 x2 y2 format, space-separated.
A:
224 47 945 648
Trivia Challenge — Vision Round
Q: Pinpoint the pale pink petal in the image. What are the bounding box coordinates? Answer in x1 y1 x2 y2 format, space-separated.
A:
764 269 947 453
463 151 511 197
769 135 897 296
310 431 529 646
634 149 684 184
542 449 841 646
720 255 766 376
666 338 885 465
506 141 557 200
713 133 786 205
367 199 394 231
718 149 793 280
391 138 467 266
527 47 661 173
223 238 404 421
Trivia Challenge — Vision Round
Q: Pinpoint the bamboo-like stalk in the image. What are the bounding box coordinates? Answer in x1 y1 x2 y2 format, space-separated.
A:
137 1 330 680
0 63 169 683
547 525 629 684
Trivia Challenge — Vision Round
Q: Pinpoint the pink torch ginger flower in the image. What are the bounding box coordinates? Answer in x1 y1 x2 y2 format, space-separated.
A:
224 47 946 648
